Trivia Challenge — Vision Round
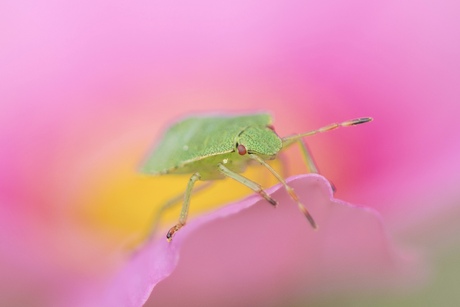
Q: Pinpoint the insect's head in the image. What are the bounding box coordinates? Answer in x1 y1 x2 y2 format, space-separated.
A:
235 125 282 158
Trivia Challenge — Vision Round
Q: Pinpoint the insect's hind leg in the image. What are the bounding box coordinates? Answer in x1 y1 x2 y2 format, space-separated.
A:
166 172 202 242
147 180 212 242
217 163 278 206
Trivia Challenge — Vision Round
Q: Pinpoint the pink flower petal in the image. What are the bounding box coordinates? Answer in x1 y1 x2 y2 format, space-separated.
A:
92 174 419 306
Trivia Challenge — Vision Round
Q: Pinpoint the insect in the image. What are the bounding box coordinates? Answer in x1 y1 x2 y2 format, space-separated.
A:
141 113 372 242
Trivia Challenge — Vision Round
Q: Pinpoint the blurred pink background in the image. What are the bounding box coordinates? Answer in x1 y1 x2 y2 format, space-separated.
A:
1 0 460 306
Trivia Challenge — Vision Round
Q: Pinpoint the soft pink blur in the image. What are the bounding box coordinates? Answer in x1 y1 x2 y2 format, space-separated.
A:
1 0 460 306
97 176 418 307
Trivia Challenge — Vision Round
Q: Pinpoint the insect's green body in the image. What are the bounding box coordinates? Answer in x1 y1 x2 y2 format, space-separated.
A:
141 113 282 180
141 112 372 241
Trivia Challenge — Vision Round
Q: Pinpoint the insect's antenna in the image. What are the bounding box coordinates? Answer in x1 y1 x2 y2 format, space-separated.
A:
282 117 373 146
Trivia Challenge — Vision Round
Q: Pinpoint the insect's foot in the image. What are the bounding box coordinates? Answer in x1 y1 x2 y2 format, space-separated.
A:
166 223 184 242
268 198 278 207
259 190 278 206
306 214 318 230
262 195 278 207
299 205 318 230
329 180 337 193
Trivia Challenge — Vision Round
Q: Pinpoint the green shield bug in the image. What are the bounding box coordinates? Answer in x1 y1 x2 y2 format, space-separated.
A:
141 113 372 242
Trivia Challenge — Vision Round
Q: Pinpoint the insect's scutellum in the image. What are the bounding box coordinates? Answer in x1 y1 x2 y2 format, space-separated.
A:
141 114 373 242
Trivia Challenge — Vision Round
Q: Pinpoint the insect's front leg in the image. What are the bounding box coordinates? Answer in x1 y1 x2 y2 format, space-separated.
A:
166 172 201 242
248 154 317 229
143 181 213 244
217 163 278 206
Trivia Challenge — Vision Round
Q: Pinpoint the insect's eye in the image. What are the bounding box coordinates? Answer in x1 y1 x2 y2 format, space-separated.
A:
237 144 247 155
267 124 275 131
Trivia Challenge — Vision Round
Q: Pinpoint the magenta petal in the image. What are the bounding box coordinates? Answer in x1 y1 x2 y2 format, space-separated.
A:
96 174 419 306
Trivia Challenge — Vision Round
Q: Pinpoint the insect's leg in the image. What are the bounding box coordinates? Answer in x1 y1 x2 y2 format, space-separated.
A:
147 181 213 242
298 138 337 192
274 150 289 179
284 137 336 192
248 154 317 229
281 136 318 173
217 163 278 206
166 172 201 242
297 138 319 174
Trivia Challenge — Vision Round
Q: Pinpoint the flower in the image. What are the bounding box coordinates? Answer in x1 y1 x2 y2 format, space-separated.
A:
1 0 459 306
95 175 418 307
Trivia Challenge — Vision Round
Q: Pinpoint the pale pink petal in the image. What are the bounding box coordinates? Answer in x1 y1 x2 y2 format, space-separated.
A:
91 175 419 307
